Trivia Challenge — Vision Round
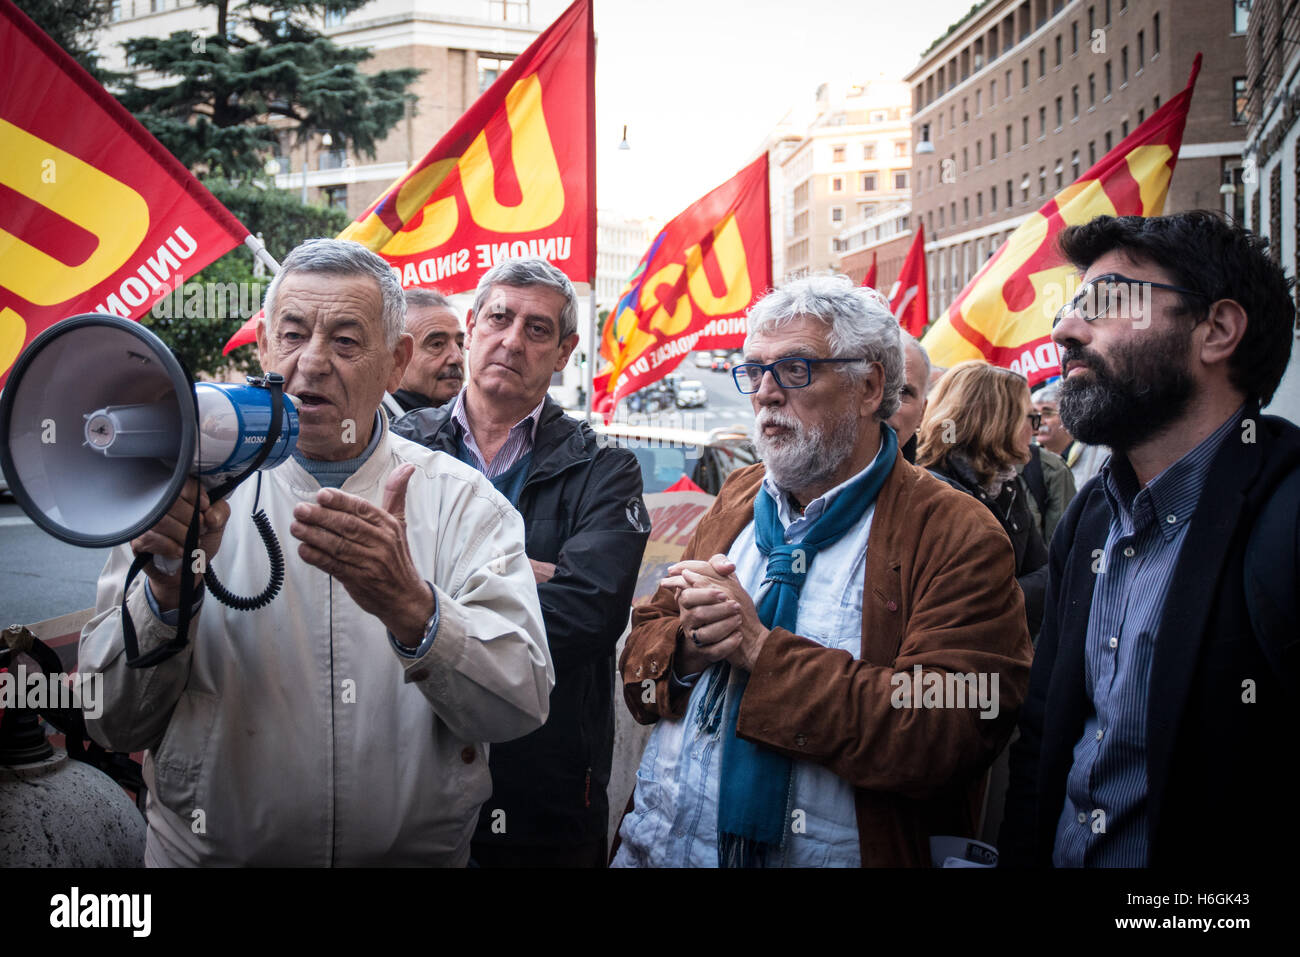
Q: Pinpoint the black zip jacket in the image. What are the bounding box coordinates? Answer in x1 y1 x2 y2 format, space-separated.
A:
927 455 1050 635
393 397 649 848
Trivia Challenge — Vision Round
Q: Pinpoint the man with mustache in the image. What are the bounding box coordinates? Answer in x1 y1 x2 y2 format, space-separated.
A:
80 239 553 865
613 276 1032 867
1000 212 1300 868
394 257 648 867
385 288 465 414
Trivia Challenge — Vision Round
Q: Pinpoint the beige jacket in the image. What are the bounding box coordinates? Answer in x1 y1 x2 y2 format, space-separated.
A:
80 429 552 866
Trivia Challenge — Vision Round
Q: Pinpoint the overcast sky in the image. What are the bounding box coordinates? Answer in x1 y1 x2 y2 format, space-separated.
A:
585 0 981 219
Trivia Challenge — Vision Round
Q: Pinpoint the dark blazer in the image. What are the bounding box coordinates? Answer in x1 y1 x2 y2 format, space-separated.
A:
1000 403 1300 868
394 397 649 848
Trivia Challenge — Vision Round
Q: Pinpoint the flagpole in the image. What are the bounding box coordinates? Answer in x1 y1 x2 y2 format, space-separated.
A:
243 233 281 275
585 284 596 420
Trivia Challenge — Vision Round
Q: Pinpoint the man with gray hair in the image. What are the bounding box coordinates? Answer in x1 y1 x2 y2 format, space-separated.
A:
80 238 553 866
887 331 932 462
394 256 648 867
614 274 1032 867
385 288 465 415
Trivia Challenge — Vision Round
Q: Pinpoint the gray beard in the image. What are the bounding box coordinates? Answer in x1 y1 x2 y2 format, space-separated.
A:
754 406 860 494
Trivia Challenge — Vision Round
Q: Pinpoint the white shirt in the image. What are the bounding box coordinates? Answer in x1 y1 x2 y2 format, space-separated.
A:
613 446 890 867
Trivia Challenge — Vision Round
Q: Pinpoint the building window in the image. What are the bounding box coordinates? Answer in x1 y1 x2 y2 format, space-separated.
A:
1038 48 1046 78
894 171 908 189
110 0 121 19
1072 86 1080 118
1153 12 1160 53
863 143 875 160
991 78 997 101
963 97 969 123
1006 179 1014 206
831 176 844 192
870 110 888 123
976 89 982 115
1055 159 1063 189
1138 107 1145 123
1105 61 1113 97
991 131 998 157
1072 150 1080 178
325 186 348 211
1055 96 1063 129
1005 69 1012 98
1233 0 1249 33
862 173 876 191
894 141 908 157
324 6 346 27
1022 58 1029 89
991 185 998 212
1071 20 1078 54
1088 141 1096 165
977 192 984 217
1055 35 1062 67
1137 30 1144 67
478 56 514 92
1005 123 1012 152
976 142 983 166
1104 130 1113 151
1039 106 1046 137
1022 115 1029 145
1105 0 1112 24
833 145 846 162
1039 166 1047 196
831 206 844 224
1233 77 1248 123
963 197 970 221
1089 74 1096 106
488 0 530 23
1121 47 1128 84
1089 4 1096 34
939 207 945 228
963 147 969 172
1121 119 1128 138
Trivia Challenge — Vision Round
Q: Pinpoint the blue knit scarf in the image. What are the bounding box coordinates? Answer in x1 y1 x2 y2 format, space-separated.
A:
699 423 897 867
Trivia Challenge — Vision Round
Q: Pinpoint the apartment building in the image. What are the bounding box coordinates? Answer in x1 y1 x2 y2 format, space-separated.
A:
906 0 1249 320
1242 0 1300 421
837 203 914 292
775 79 912 282
95 0 566 220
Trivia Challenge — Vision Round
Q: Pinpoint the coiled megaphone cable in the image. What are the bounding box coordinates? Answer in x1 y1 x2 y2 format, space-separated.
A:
205 474 285 611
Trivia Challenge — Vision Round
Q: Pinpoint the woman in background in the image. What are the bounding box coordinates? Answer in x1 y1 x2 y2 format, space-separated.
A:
916 360 1049 636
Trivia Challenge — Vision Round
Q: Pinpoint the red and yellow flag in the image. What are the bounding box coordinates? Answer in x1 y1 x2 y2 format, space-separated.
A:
223 0 594 353
0 0 250 387
593 154 772 414
922 55 1202 387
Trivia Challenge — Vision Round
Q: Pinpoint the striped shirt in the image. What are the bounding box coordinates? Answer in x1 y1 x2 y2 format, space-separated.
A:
448 389 545 481
1053 406 1243 867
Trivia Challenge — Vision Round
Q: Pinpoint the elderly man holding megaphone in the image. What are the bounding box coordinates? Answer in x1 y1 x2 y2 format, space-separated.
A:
73 239 553 866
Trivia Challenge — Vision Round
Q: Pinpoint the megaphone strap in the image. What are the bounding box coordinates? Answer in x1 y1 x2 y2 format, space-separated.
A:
121 495 204 669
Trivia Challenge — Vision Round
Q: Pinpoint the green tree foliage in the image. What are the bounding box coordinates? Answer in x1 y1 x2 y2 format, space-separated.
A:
117 0 419 179
141 184 349 377
11 0 120 83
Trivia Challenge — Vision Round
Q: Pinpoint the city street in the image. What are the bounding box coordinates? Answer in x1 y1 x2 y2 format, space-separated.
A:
608 354 757 434
0 500 108 626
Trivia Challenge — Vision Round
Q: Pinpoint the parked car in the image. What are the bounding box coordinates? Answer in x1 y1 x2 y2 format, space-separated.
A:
674 380 707 409
589 422 756 495
693 351 712 369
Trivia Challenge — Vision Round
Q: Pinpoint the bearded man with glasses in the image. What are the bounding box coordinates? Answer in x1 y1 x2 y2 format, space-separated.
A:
1001 211 1300 869
612 276 1032 867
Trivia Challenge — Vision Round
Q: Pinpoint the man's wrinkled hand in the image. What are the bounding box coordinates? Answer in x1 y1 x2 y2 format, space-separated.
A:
291 463 434 647
530 559 556 584
663 554 768 675
132 477 229 612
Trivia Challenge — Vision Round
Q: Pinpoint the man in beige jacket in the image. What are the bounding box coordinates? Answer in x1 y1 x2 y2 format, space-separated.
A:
80 240 552 866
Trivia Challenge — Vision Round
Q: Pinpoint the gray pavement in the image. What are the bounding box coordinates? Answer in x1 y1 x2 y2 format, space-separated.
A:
0 500 108 627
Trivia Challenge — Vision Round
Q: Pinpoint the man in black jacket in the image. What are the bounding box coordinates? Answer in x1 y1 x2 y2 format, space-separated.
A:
393 257 648 867
1000 212 1300 869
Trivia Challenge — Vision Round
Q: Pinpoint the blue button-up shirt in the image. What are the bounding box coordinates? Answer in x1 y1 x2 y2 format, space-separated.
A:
448 388 544 480
1053 406 1242 867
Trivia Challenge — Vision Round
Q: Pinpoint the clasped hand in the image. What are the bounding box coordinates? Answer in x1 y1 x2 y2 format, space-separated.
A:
661 554 769 675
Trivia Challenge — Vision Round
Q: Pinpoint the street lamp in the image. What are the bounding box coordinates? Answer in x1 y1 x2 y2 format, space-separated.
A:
915 123 935 155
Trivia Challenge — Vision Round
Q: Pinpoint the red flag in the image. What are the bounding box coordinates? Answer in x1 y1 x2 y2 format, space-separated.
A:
663 474 706 494
861 251 878 291
223 0 594 354
888 225 928 336
0 0 251 386
922 56 1203 386
593 155 771 416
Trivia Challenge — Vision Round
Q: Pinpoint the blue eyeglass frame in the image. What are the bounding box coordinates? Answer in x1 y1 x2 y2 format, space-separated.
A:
731 356 867 394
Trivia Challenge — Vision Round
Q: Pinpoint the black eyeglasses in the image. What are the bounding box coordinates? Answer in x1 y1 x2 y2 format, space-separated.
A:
1053 272 1212 327
732 356 866 394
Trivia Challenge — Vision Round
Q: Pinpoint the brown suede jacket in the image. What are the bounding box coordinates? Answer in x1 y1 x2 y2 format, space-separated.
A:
619 452 1034 866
